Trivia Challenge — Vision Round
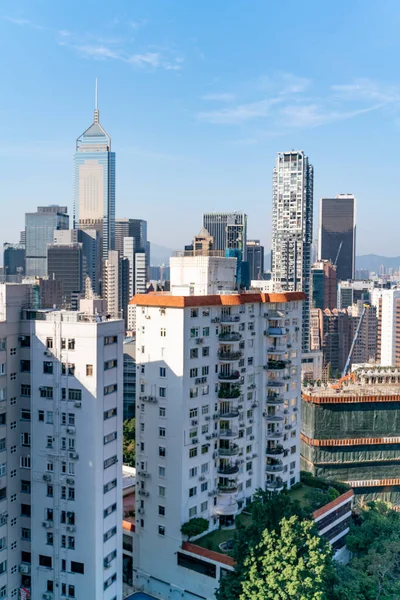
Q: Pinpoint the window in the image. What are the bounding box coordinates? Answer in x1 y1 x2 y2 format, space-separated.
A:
159 367 166 377
46 532 53 545
68 389 81 401
86 364 93 376
202 424 209 434
159 407 166 418
46 436 53 449
68 487 75 501
201 482 208 492
159 387 166 397
201 404 209 415
20 384 30 397
20 456 30 469
190 368 198 379
202 327 210 337
68 584 75 597
201 445 209 455
202 385 209 396
158 525 165 536
61 338 66 350
47 462 53 472
104 527 117 542
0 561 6 575
158 466 165 477
68 413 75 425
189 408 198 418
190 327 199 338
104 432 117 445
20 360 30 373
247 357 253 366
189 506 197 518
104 479 117 494
190 348 198 359
68 339 75 350
159 447 166 457
189 467 198 478
40 386 53 399
189 487 197 497
38 410 44 422
104 574 117 591
71 561 84 575
46 337 53 349
190 309 198 318
104 384 117 395
21 527 31 541
104 456 117 469
39 555 52 568
104 503 117 518
160 328 166 337
201 462 209 474
104 335 117 346
21 480 30 493
104 359 117 370
158 505 165 517
104 407 117 420
21 433 30 447
159 427 166 438
62 363 75 376
189 428 198 439
43 361 53 374
159 485 166 497
47 484 53 497
190 387 198 398
189 447 197 458
46 411 53 424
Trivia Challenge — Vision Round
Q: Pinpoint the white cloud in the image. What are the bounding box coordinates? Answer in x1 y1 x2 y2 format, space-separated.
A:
128 52 160 67
202 93 235 102
73 45 120 60
198 98 281 125
3 15 43 30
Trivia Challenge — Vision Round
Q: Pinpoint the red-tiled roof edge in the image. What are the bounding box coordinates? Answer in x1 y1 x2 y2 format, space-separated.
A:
312 489 354 520
182 541 236 567
129 291 306 307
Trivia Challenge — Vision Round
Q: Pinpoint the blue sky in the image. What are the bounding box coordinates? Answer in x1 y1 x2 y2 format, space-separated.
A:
1 0 400 256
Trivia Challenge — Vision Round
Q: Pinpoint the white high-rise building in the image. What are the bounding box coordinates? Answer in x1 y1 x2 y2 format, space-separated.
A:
130 259 304 599
104 251 120 319
371 288 400 366
0 285 124 600
271 151 313 352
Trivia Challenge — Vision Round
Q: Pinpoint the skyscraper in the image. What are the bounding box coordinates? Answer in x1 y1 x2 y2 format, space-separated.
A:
3 242 25 276
74 82 115 261
25 205 69 277
246 240 264 280
271 151 314 352
203 212 247 258
319 194 356 282
47 242 84 309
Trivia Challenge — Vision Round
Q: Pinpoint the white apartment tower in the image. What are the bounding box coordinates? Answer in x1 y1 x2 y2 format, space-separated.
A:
371 288 400 366
0 285 124 600
271 151 313 352
131 268 304 599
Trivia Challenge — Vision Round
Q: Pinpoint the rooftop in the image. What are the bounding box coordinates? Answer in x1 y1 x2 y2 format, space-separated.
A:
130 291 306 308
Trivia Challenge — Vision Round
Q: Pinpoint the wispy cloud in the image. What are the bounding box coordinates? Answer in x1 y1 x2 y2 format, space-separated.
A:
202 93 235 102
3 15 43 30
199 98 281 125
73 44 120 60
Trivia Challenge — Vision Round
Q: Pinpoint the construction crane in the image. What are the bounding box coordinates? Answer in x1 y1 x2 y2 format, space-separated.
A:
334 241 343 267
342 303 370 378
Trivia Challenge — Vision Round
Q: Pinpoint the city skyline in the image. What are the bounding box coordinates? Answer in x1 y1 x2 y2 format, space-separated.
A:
2 1 400 255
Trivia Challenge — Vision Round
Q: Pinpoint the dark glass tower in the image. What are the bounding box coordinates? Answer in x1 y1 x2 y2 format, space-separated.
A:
319 195 356 282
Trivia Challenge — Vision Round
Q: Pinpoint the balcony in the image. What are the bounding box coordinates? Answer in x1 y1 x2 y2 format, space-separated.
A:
266 327 286 337
217 464 239 475
218 385 241 399
267 380 284 388
268 430 284 440
266 445 284 457
218 350 242 362
218 482 238 494
217 409 240 419
220 315 240 323
266 478 284 491
219 428 239 439
265 463 284 473
267 360 289 370
263 413 284 423
218 445 239 456
266 395 284 405
218 332 241 342
267 346 286 355
218 371 240 382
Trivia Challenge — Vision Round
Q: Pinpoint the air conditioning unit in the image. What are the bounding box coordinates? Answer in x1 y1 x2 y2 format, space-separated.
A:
199 475 206 482
249 435 255 440
248 470 253 476
138 507 145 515
68 451 79 459
43 473 51 482
67 524 76 532
206 435 212 440
66 426 75 434
19 564 30 574
191 419 198 426
205 415 211 421
66 478 74 485
43 593 53 600
43 351 52 357
42 521 53 528
73 401 81 408
249 418 254 424
191 438 198 444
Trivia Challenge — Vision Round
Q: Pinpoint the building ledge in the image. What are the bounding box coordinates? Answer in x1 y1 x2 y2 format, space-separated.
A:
181 541 235 567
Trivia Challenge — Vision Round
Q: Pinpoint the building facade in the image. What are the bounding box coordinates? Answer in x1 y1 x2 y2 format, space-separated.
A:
74 98 115 261
371 288 400 366
203 212 247 260
271 151 313 352
47 243 84 309
311 261 337 310
25 206 69 277
319 194 356 282
246 240 264 281
3 243 25 277
130 287 304 599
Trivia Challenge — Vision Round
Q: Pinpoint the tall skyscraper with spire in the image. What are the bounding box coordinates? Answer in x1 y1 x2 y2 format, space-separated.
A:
73 80 115 261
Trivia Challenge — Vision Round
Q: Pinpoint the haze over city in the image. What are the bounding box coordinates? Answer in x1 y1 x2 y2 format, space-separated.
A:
2 0 400 254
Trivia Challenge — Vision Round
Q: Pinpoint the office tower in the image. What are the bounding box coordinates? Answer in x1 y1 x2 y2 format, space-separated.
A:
203 212 247 257
134 252 146 295
25 206 69 277
130 260 304 599
321 309 352 376
74 85 115 260
20 230 26 245
115 219 130 256
246 240 264 280
371 288 400 366
103 251 130 324
319 194 356 282
123 336 136 420
337 279 372 309
3 242 25 276
311 261 337 310
271 151 313 352
47 242 84 309
301 366 400 506
123 237 135 297
347 301 377 365
0 285 124 599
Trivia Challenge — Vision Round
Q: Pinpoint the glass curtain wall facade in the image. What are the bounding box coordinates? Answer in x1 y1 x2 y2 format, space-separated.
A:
25 206 69 277
319 195 356 282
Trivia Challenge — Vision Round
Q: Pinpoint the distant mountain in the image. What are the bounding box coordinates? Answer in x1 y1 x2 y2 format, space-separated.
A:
356 254 400 272
150 243 174 266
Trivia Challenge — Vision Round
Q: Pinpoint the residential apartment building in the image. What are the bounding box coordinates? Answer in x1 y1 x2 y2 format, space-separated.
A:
130 277 304 599
371 288 400 366
271 151 313 352
0 285 124 600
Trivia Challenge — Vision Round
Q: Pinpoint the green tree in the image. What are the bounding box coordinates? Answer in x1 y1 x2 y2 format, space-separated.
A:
181 517 209 540
240 516 332 600
123 418 136 465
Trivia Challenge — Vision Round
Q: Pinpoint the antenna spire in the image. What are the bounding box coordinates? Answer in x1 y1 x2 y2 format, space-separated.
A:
94 77 99 123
